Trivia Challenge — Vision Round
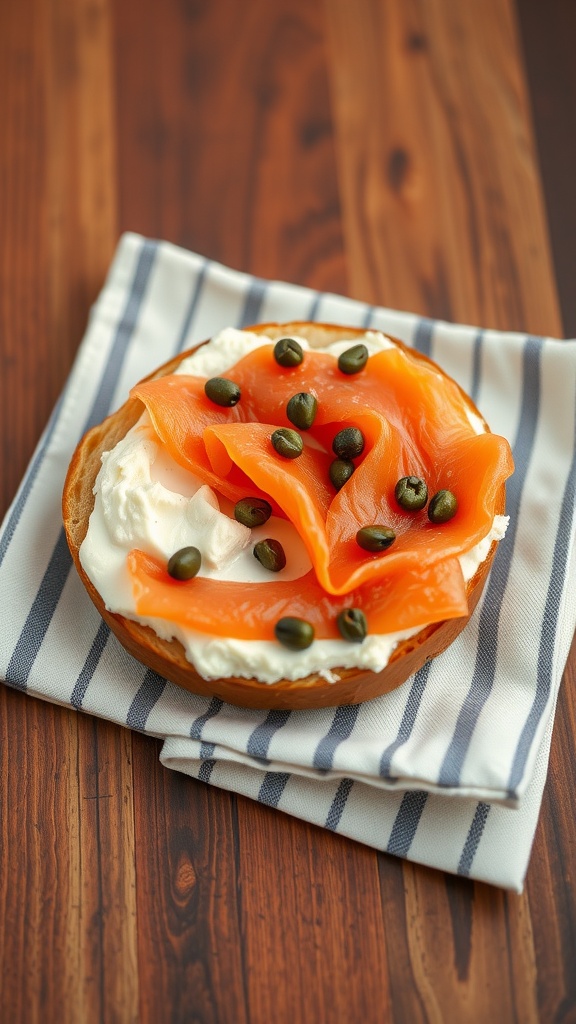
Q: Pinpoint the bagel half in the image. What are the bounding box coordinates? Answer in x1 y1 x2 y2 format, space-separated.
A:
63 322 506 710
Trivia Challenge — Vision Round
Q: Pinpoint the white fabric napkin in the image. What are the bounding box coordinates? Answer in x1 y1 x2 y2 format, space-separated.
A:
2 232 575 891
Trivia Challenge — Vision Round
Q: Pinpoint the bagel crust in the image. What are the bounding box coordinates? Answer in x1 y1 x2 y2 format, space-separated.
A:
63 322 505 710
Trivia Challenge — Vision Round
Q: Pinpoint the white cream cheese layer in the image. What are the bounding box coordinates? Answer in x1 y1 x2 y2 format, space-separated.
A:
79 328 508 684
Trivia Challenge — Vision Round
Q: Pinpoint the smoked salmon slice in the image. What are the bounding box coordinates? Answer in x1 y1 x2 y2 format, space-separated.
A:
128 549 469 640
130 373 282 512
131 342 513 607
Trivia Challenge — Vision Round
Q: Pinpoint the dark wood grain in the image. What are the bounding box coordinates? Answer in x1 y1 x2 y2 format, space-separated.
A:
0 0 118 514
325 0 562 335
132 734 249 1024
1 0 575 1021
236 797 391 1023
0 690 138 1024
517 0 576 337
113 0 346 294
380 863 538 1023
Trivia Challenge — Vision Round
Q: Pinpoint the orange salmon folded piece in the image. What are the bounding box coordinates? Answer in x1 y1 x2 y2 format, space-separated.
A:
205 422 511 595
128 549 469 641
131 373 281 511
131 341 514 598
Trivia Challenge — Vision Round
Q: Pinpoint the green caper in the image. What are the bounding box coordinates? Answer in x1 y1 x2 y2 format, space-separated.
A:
204 376 241 407
274 337 304 367
338 343 369 375
234 497 273 528
332 427 365 459
167 546 202 580
271 427 304 459
329 458 355 491
337 608 368 643
356 526 396 553
254 538 287 572
274 617 315 650
395 476 428 512
286 392 318 430
428 490 458 523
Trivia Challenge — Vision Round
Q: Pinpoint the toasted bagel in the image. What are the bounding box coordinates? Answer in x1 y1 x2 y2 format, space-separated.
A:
63 322 506 710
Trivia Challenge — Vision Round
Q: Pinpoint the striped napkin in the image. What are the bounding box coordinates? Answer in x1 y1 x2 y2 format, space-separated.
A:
2 233 575 891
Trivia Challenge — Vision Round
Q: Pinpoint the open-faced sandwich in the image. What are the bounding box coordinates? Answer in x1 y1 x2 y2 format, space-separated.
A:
63 322 514 709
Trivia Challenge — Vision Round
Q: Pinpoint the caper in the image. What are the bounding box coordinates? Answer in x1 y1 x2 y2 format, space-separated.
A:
204 376 241 407
274 337 304 367
356 526 396 553
428 490 458 524
337 608 368 643
271 427 304 459
254 538 287 572
338 343 369 375
329 458 355 491
234 497 273 528
167 546 202 580
395 476 428 512
286 392 318 430
332 426 365 459
274 616 315 650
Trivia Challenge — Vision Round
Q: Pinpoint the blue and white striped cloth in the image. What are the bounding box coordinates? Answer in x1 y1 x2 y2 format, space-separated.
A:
2 233 575 890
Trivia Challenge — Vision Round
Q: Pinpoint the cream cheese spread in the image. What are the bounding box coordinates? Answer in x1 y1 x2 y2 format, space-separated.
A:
79 328 508 684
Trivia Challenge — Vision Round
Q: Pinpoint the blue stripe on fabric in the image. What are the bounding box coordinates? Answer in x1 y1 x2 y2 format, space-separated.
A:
190 697 224 739
198 759 216 784
237 278 267 328
84 240 158 433
189 699 220 779
470 330 484 405
247 710 291 763
308 293 323 321
507 389 576 795
5 241 158 693
387 791 428 857
412 318 435 356
379 663 432 778
258 772 291 808
174 259 209 352
0 391 66 569
325 778 354 831
70 620 111 709
126 669 167 730
313 705 361 771
362 305 375 328
438 337 542 787
6 531 76 690
458 802 490 876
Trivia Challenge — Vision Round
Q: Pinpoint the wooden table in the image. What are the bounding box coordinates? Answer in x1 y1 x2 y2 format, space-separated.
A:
2 1 575 1021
